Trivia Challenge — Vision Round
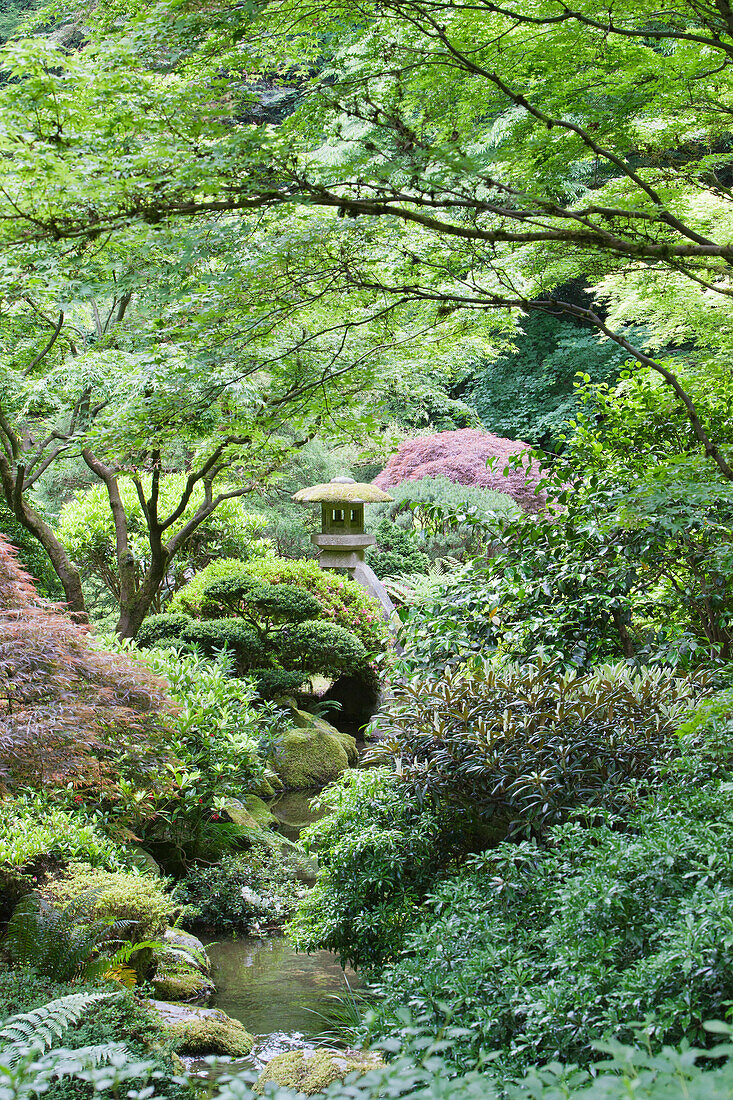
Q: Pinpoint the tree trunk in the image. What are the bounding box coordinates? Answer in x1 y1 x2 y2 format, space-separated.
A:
115 561 169 639
0 461 87 615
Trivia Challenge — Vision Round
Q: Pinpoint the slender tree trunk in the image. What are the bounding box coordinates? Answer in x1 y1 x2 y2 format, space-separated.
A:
0 455 87 615
114 564 168 638
610 608 635 659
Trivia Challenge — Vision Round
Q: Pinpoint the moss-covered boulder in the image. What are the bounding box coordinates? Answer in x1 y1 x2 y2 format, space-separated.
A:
255 1049 383 1094
151 1001 254 1057
161 929 210 973
222 797 261 831
244 794 277 828
42 864 174 939
151 963 215 1003
271 728 350 790
290 707 359 765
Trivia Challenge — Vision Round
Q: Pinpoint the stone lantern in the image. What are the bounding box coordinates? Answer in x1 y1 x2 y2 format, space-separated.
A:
292 476 397 620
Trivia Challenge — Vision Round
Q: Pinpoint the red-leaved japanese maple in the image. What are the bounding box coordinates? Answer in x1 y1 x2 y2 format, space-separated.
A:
0 535 174 796
373 429 546 513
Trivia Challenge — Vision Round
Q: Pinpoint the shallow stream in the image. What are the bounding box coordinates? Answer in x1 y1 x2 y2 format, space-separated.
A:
186 790 360 1077
205 935 360 1070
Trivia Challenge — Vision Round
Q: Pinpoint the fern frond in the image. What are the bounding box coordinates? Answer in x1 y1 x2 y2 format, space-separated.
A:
0 992 118 1062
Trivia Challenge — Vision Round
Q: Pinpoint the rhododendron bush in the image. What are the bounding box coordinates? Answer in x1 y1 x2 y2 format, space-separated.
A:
373 430 546 513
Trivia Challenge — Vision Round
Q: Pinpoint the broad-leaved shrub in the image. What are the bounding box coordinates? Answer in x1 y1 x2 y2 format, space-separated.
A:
370 659 714 836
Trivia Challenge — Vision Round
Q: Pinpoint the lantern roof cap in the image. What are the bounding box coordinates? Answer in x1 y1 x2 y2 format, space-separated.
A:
292 477 393 504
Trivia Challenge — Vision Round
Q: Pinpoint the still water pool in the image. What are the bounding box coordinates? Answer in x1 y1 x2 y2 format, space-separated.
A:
184 935 362 1074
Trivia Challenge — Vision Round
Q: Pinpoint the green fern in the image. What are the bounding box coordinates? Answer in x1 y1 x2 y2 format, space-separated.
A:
5 891 137 981
0 991 118 1062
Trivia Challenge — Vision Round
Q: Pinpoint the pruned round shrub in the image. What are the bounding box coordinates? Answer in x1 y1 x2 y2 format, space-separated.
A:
170 558 388 659
181 619 267 667
157 557 381 696
202 578 323 625
135 613 191 649
279 621 368 676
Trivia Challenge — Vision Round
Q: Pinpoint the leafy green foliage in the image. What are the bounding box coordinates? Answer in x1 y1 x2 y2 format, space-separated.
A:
0 504 63 598
366 520 430 579
288 769 465 970
0 794 136 914
57 476 272 618
0 977 192 1100
107 645 275 870
372 660 713 836
42 865 173 940
368 476 521 567
0 992 118 1060
173 845 306 934
369 774 733 1080
5 892 135 982
464 312 636 449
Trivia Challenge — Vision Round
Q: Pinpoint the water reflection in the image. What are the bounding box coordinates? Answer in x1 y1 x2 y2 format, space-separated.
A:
208 935 361 1038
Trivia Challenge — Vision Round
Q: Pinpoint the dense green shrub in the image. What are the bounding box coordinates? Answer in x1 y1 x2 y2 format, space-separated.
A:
367 520 430 578
0 978 190 1100
170 556 388 658
371 660 714 836
288 769 466 970
146 562 374 695
369 776 733 1080
42 864 174 940
104 646 273 870
0 794 136 914
367 476 521 568
173 844 306 934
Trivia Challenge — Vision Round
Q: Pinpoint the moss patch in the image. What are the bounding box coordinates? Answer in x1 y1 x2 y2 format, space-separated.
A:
41 863 174 939
271 728 350 789
255 1049 383 1094
151 964 215 1003
168 1010 254 1057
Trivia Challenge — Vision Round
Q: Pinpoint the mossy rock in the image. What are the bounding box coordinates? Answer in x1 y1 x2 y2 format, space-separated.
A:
151 964 215 1003
244 794 277 828
42 864 174 939
152 929 210 978
290 708 359 765
162 929 210 973
250 773 277 799
271 728 350 790
255 1049 383 1094
222 798 261 831
170 1010 254 1057
152 1001 254 1057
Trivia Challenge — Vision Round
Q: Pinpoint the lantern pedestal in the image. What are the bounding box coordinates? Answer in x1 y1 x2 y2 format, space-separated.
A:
310 533 397 621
